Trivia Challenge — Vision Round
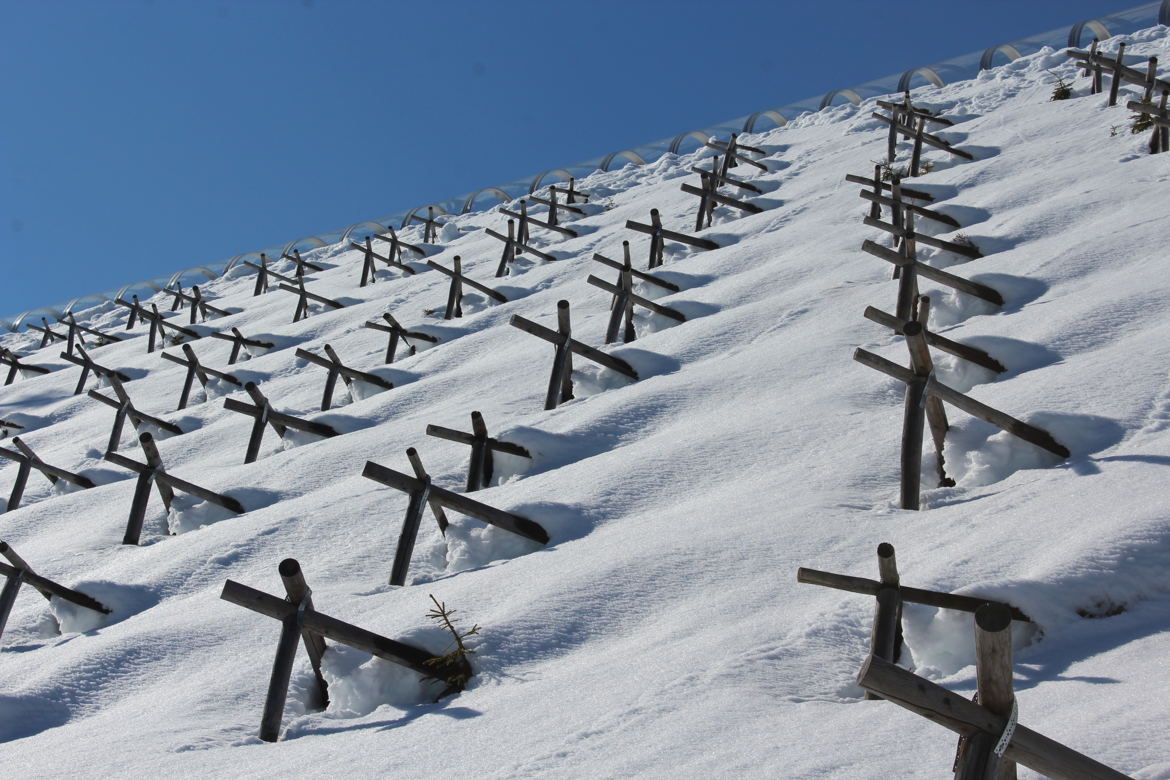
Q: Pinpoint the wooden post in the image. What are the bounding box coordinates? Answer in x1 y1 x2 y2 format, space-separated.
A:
1108 43 1127 107
858 656 1127 780
955 603 1018 780
496 221 517 278
867 542 903 700
278 558 328 708
446 256 464 319
545 301 575 410
259 610 305 742
467 412 492 493
0 568 24 641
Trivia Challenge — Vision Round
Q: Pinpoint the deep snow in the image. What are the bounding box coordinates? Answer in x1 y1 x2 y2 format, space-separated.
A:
2 27 1170 779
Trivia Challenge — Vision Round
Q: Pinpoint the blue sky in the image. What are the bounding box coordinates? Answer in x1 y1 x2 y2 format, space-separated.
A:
0 0 1139 321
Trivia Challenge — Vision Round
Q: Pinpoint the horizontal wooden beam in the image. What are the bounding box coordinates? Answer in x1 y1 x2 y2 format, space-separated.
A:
625 220 720 250
498 208 579 238
362 461 549 544
0 559 110 613
483 228 558 262
679 183 763 214
853 348 1069 458
509 314 639 379
796 567 1030 621
861 241 1001 304
844 173 934 202
424 423 531 458
590 253 680 292
425 261 509 302
858 190 960 229
874 99 955 126
871 113 975 159
862 306 1005 373
858 655 1129 779
220 580 440 678
223 398 340 439
586 276 686 322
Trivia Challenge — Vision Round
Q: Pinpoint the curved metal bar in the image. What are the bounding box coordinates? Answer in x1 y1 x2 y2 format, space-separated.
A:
896 66 945 92
528 168 573 194
340 220 387 243
63 294 112 314
668 131 711 155
599 149 648 171
1068 19 1112 48
979 43 1023 70
743 109 788 133
280 236 328 257
461 187 511 213
819 88 863 109
12 307 66 332
1162 0 1170 26
115 279 164 301
166 265 218 289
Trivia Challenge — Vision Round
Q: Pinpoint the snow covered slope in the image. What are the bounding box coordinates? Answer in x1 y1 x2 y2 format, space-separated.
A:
2 28 1170 779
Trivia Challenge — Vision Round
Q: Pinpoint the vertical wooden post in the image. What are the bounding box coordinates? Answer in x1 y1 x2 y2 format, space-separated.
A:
388 449 432 587
466 411 492 493
259 612 302 742
1143 56 1158 102
547 186 559 226
910 117 925 177
360 237 377 287
648 209 665 269
0 569 26 641
1107 43 1127 107
5 460 32 512
124 467 157 545
496 221 516 277
318 345 345 411
278 558 328 709
545 301 574 410
253 254 270 296
956 603 1017 779
900 376 927 511
866 542 903 700
869 165 883 220
445 256 464 319
406 448 449 534
517 200 531 248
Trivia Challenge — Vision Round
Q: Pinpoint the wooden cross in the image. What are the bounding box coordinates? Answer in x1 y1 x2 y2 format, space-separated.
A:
625 208 719 269
145 303 201 353
510 300 639 410
220 561 463 742
372 227 427 264
279 248 325 278
0 418 25 439
500 200 579 240
362 455 549 586
862 238 1001 309
681 170 763 231
160 343 243 410
244 254 299 296
0 436 96 512
858 188 961 231
528 188 587 226
277 277 346 323
863 303 1005 375
1128 89 1170 153
410 206 442 243
294 344 394 411
62 313 123 349
362 313 439 364
426 257 508 320
105 432 244 544
209 327 274 365
853 345 1069 506
60 344 132 395
592 242 681 294
877 93 953 164
0 542 110 644
858 655 1127 779
485 221 557 277
223 382 340 464
0 347 51 385
350 236 418 287
114 294 151 329
586 269 686 345
872 112 974 162
845 171 934 203
705 134 768 178
558 177 589 204
88 373 183 453
26 317 67 349
161 284 230 323
426 411 532 492
797 545 1032 665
